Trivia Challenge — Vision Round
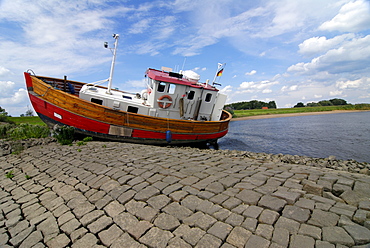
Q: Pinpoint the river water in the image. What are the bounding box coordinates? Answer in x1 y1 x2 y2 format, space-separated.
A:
218 111 370 163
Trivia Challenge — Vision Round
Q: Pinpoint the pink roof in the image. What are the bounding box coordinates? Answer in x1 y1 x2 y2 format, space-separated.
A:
146 68 219 91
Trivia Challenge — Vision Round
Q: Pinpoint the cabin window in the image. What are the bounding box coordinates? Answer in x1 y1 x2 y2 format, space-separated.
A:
168 84 176 94
91 98 103 105
205 93 212 102
158 82 166 92
187 91 195 100
127 106 138 113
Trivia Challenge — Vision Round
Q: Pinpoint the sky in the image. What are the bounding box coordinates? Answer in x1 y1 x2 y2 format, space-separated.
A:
0 0 370 116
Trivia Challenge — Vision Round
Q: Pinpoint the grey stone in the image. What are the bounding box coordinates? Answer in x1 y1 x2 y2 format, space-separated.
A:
258 195 287 212
243 205 263 218
343 224 370 245
308 209 339 227
195 233 222 248
322 226 355 246
183 227 206 246
46 233 70 248
9 225 35 246
79 210 104 226
154 213 181 231
258 209 279 225
207 221 233 240
272 227 290 247
235 189 262 205
60 218 81 235
71 233 97 248
167 237 192 248
282 205 311 223
315 240 335 248
244 235 270 248
290 234 315 248
134 185 160 201
103 200 125 218
139 227 174 248
225 213 244 226
298 223 321 239
98 224 123 247
241 217 258 232
303 181 323 196
163 202 193 221
18 230 43 248
111 232 146 248
275 216 300 234
272 190 301 204
255 223 274 240
226 226 251 248
87 215 113 234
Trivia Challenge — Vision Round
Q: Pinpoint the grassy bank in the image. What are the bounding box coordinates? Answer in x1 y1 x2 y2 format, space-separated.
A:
8 116 46 126
232 104 370 118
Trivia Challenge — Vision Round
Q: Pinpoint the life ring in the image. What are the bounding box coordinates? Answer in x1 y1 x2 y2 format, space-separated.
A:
157 95 172 108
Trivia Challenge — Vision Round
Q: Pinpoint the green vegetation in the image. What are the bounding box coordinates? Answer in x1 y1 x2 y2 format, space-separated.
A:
53 125 75 145
0 123 50 140
294 98 348 108
6 170 14 179
9 116 46 126
225 100 277 110
232 104 370 118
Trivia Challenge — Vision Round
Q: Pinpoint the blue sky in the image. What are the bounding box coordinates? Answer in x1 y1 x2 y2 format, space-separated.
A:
1 0 370 116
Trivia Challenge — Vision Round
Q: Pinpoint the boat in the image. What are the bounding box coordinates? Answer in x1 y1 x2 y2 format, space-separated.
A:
24 34 231 146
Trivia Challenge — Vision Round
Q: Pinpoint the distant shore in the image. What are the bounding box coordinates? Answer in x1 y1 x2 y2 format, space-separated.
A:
231 110 370 121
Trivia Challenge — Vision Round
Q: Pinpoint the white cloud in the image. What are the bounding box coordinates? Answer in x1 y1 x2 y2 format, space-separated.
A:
0 67 11 76
336 77 370 89
281 85 298 92
239 80 278 93
319 0 370 32
0 88 28 105
245 70 257 76
330 90 343 96
298 34 355 56
289 35 370 74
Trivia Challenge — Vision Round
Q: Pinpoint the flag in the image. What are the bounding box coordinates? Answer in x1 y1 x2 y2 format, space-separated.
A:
217 68 224 77
216 63 225 77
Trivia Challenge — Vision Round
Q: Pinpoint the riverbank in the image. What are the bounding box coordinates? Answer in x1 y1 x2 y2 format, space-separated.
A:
232 110 370 121
1 141 369 247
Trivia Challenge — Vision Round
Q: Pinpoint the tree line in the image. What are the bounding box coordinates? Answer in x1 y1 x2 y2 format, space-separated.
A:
294 98 348 108
225 100 277 110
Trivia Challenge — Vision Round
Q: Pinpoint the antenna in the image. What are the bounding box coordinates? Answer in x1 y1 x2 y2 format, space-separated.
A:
181 57 187 71
105 34 119 95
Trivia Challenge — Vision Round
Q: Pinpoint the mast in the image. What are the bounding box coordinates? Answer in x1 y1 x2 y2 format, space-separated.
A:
106 34 119 95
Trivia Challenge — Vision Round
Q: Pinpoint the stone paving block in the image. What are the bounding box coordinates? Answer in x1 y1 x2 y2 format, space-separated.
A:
18 230 42 248
71 233 98 248
308 209 339 227
222 197 242 210
329 206 354 218
45 233 70 248
103 200 125 218
111 232 146 248
303 181 323 196
258 195 287 212
207 221 233 240
98 224 123 247
117 189 136 205
242 205 263 218
9 225 35 247
244 234 270 248
88 190 106 203
298 223 321 239
343 224 370 245
182 227 206 246
87 215 113 234
226 226 251 248
163 202 193 221
72 202 95 219
70 227 88 243
295 198 315 210
79 210 104 226
139 227 174 248
225 212 244 226
282 205 311 223
353 209 370 225
147 194 171 210
241 217 257 232
154 213 181 231
57 211 74 226
290 234 315 248
167 236 192 248
134 185 160 201
272 190 301 204
272 227 290 247
235 189 262 205
52 204 69 218
95 194 113 209
258 209 279 225
195 233 222 248
275 216 300 234
37 217 59 241
60 218 81 235
181 195 203 211
255 223 274 240
322 226 355 246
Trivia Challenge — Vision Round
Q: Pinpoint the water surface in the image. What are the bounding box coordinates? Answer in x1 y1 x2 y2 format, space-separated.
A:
219 111 370 163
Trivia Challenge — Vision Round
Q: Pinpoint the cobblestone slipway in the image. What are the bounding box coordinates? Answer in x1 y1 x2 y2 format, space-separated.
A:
1 141 370 248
